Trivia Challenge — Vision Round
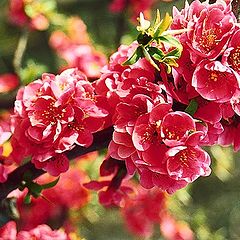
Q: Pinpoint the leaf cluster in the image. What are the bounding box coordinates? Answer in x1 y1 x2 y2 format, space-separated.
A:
123 10 183 73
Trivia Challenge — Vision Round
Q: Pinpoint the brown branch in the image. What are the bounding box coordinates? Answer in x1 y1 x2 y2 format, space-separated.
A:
0 127 113 201
232 0 240 21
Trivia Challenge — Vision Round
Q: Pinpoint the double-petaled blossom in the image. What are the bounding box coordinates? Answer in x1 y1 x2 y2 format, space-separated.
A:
192 60 239 103
171 0 240 154
172 0 236 64
11 68 108 175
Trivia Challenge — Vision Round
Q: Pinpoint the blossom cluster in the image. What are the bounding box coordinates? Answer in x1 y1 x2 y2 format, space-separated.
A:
94 40 211 194
10 68 108 175
171 0 240 151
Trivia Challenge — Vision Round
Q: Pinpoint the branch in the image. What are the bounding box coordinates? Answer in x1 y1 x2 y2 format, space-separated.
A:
0 127 113 201
232 0 240 21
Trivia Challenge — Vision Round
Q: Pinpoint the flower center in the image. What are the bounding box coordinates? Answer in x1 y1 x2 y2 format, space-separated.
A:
229 46 240 72
209 72 218 82
199 29 220 53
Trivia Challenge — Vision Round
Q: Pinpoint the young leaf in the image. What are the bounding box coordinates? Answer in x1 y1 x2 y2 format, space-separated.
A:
142 47 160 71
29 182 43 198
122 46 143 66
154 13 172 37
185 99 198 116
158 35 183 52
148 47 165 61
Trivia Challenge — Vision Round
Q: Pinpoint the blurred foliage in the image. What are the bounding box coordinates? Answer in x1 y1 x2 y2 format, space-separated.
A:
0 0 239 239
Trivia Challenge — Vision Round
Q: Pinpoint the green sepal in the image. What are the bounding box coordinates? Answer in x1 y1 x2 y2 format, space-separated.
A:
185 99 198 116
24 193 31 204
41 177 60 190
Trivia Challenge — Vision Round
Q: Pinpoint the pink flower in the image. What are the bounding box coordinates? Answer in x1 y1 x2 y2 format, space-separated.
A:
160 214 194 240
109 0 155 21
172 0 236 63
161 111 199 147
165 146 211 182
192 60 239 103
11 68 108 175
0 221 17 240
0 222 68 240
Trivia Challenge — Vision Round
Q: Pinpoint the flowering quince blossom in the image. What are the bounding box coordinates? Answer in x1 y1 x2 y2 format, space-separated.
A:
171 0 237 64
121 186 194 239
192 60 239 103
0 221 68 240
170 0 240 153
93 36 211 193
10 68 108 175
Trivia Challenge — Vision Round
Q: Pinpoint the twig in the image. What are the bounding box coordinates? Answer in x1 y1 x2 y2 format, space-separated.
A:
0 127 113 201
13 29 29 74
232 0 240 21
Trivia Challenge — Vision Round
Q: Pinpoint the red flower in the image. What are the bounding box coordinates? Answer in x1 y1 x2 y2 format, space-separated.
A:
192 60 239 103
172 0 236 63
165 146 211 182
11 68 108 175
222 27 240 77
121 187 166 238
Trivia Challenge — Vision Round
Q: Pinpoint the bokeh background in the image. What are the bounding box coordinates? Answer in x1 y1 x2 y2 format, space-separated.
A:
1 0 240 239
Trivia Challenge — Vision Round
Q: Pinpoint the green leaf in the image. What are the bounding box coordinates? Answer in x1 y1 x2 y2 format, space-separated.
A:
122 46 143 66
148 47 165 61
142 47 160 71
154 13 172 37
164 47 182 59
41 177 60 190
159 35 182 50
185 99 198 116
